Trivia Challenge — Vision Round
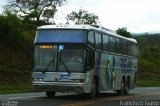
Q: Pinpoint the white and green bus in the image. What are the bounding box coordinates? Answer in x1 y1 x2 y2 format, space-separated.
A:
32 25 138 98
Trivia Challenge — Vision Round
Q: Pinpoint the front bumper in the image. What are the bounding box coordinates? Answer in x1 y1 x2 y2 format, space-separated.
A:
32 82 84 93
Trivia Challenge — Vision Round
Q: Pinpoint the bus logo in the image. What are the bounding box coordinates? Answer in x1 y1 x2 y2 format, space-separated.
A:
59 74 70 81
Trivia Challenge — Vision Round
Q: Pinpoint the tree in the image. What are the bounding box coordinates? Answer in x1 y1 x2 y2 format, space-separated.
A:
5 0 66 25
0 10 36 46
66 9 99 25
116 27 132 38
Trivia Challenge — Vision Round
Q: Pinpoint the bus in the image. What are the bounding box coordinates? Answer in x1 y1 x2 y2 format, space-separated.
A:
32 25 138 98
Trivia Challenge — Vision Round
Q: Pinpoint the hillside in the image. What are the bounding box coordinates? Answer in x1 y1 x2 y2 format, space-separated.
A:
0 13 36 93
0 40 31 83
135 34 160 86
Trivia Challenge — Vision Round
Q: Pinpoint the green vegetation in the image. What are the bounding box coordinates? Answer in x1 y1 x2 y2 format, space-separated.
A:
66 9 99 24
116 27 132 38
0 12 35 93
135 34 160 87
5 0 67 24
0 82 32 94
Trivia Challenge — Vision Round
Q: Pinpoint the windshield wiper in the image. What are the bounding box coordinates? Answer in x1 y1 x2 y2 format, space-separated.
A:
59 53 71 74
42 56 54 73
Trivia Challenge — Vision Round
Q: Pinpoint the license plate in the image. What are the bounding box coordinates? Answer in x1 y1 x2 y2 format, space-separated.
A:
59 74 70 81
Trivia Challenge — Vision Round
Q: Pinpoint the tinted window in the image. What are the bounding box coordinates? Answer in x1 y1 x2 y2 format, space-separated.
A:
132 44 138 57
34 45 58 71
88 31 95 46
122 40 127 55
116 38 121 54
58 46 85 72
102 34 109 52
95 32 102 50
127 42 132 56
109 36 115 53
35 30 85 43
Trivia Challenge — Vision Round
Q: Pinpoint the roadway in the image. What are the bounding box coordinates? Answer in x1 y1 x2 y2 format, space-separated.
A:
0 87 160 106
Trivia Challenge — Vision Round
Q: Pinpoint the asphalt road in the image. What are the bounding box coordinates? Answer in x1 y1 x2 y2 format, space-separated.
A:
0 87 160 106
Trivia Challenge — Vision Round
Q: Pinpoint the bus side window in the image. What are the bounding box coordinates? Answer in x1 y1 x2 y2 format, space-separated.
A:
109 36 115 53
88 31 95 47
126 41 129 55
103 34 109 52
122 40 126 55
128 42 132 56
95 32 102 50
116 38 121 54
132 44 138 57
87 51 95 69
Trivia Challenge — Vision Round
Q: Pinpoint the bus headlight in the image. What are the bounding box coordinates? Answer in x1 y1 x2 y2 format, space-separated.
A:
33 78 44 82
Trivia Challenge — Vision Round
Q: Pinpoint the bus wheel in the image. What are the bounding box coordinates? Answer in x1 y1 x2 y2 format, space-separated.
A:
46 91 56 98
124 79 130 95
116 78 125 95
88 79 97 99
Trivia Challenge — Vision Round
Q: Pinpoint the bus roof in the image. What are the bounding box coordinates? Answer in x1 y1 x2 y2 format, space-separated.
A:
38 25 137 44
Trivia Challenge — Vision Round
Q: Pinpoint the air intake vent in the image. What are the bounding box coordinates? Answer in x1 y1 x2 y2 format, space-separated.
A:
90 25 100 28
91 25 116 33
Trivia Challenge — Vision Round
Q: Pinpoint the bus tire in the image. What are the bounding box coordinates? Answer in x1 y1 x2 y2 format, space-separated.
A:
86 78 97 99
46 91 56 98
124 78 130 95
116 78 125 95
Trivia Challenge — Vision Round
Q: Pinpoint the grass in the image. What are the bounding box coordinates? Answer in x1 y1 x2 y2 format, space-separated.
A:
0 83 32 94
137 79 160 87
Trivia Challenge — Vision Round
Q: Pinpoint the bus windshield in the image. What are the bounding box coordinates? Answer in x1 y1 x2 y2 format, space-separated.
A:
58 46 85 73
34 45 85 73
34 45 58 72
